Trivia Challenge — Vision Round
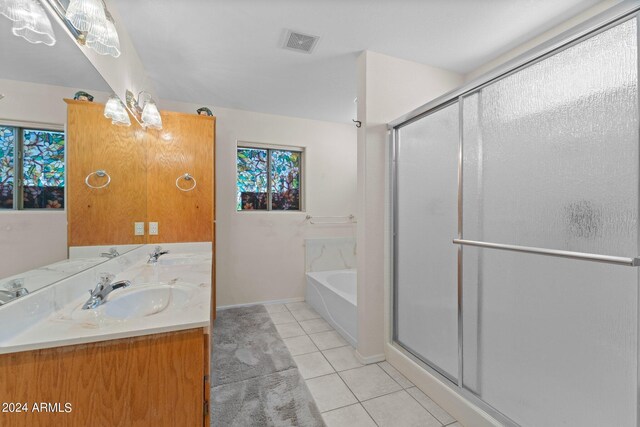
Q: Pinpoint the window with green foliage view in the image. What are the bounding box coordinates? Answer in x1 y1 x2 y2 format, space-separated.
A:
237 146 302 211
0 125 65 210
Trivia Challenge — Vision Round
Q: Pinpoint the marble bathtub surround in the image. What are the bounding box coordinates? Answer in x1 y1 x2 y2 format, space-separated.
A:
0 242 212 354
305 237 356 272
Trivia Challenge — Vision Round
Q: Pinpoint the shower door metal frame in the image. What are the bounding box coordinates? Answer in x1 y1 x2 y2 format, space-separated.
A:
389 1 640 425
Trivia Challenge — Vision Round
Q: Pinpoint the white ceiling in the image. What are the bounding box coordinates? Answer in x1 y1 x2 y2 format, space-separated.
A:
109 0 611 123
0 15 110 92
2 1 613 123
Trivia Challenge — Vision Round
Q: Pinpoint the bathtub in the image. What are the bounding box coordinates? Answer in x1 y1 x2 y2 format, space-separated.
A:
305 269 357 347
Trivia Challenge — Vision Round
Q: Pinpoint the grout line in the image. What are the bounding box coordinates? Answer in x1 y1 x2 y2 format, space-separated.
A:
404 386 447 426
377 361 416 390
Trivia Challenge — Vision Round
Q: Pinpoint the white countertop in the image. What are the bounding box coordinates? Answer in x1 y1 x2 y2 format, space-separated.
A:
0 243 212 354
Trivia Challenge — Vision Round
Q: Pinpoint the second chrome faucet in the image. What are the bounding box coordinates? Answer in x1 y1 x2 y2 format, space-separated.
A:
82 273 131 310
147 246 169 264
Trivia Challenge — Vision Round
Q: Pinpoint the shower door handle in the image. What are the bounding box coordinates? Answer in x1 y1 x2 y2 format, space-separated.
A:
452 239 640 267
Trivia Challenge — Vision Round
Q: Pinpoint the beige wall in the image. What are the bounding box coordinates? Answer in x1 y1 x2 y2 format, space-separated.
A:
356 51 463 361
0 79 109 278
161 100 357 308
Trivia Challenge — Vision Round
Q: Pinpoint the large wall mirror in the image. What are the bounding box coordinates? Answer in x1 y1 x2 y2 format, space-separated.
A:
0 6 142 307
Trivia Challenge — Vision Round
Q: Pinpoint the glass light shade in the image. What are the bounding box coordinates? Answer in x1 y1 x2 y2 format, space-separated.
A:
11 0 56 46
112 109 131 126
103 95 120 119
105 96 130 126
0 0 27 22
65 0 106 33
86 13 121 58
141 101 162 130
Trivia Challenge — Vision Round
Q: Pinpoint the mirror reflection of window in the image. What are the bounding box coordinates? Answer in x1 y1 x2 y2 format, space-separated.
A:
0 125 65 210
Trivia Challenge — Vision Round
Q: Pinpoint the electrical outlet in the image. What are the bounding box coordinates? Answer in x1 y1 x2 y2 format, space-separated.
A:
149 222 159 236
134 222 145 236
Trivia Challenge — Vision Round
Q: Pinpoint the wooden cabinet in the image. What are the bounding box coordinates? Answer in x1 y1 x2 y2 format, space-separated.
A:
66 100 215 246
0 329 209 427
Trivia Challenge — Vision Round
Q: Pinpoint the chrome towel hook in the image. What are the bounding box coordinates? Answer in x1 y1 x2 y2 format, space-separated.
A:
85 170 111 189
176 173 197 192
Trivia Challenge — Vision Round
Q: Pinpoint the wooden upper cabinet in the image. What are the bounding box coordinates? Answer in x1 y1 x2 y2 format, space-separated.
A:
66 99 148 246
147 112 215 243
66 100 215 246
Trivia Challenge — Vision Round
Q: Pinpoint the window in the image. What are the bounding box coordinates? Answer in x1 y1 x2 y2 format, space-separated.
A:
0 125 65 210
236 145 303 211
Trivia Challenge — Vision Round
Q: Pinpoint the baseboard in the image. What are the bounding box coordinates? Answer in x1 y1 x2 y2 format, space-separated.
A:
217 296 305 311
385 343 502 427
354 349 386 365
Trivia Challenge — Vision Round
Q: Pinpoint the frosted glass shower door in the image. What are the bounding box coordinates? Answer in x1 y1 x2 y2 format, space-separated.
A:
395 103 459 380
461 18 639 426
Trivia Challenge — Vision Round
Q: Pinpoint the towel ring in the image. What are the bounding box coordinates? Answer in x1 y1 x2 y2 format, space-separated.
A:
85 170 111 189
176 173 197 192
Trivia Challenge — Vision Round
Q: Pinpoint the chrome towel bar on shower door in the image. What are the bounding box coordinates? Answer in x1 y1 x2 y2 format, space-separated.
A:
452 239 640 267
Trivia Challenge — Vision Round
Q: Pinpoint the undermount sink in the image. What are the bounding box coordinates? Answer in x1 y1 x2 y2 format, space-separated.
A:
158 253 211 266
69 283 193 322
102 284 191 319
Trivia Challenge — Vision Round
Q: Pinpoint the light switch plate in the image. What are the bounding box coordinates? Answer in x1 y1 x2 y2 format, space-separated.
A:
134 222 145 236
149 222 159 235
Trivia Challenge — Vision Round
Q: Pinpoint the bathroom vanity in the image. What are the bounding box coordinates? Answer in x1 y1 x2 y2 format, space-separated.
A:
0 243 212 427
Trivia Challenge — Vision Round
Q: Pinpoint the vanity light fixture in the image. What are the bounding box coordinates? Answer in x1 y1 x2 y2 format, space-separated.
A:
104 94 130 126
26 0 122 58
65 0 121 58
65 0 104 33
85 8 120 57
126 90 163 130
1 0 57 46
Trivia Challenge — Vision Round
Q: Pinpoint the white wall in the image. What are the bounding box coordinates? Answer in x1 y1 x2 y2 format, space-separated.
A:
161 100 357 308
0 79 110 278
356 51 463 361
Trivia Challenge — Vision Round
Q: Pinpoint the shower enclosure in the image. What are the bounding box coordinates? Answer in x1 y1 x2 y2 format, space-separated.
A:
391 5 640 426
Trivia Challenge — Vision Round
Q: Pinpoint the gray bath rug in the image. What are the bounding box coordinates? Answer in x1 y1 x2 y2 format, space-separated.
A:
212 368 324 427
213 305 296 386
212 305 325 426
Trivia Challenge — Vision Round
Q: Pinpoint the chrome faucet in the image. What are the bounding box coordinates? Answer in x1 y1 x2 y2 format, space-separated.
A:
0 279 29 305
147 246 169 264
82 273 131 310
100 247 120 259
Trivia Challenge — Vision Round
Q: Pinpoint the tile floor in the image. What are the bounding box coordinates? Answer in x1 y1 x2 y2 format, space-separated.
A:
266 301 462 427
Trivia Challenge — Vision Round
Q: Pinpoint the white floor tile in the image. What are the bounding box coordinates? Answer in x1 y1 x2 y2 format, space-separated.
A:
269 311 297 325
264 303 288 313
293 352 335 379
283 335 318 356
299 318 334 334
378 361 413 388
274 322 306 338
285 301 311 312
290 307 323 322
306 373 357 412
338 364 402 401
362 390 441 427
322 403 377 427
322 346 364 372
406 387 456 425
309 331 348 350
446 422 462 427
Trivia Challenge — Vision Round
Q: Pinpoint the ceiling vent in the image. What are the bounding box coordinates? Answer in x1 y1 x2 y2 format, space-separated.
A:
283 30 319 54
